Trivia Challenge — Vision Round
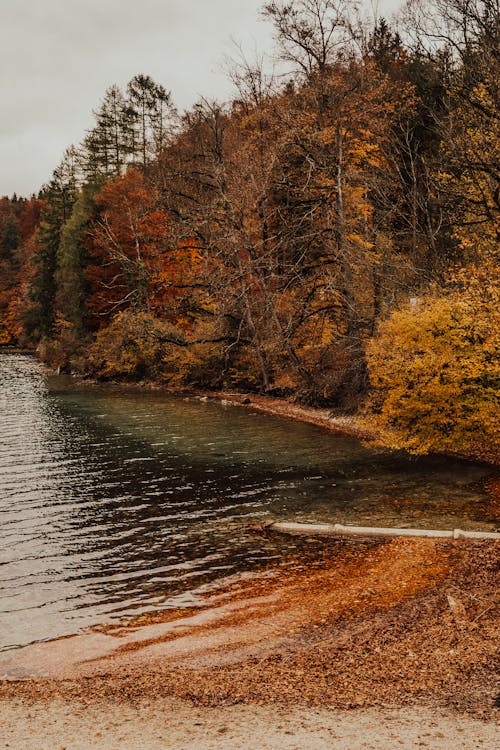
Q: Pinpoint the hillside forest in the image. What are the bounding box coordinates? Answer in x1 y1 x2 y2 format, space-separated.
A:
0 0 498 463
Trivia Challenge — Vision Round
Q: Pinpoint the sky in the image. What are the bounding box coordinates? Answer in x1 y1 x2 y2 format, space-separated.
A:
0 0 400 197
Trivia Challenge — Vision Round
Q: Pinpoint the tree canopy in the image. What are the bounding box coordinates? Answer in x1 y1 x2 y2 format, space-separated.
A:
1 0 498 462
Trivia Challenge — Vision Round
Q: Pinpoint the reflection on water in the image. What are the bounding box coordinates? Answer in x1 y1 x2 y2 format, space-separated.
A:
0 352 494 652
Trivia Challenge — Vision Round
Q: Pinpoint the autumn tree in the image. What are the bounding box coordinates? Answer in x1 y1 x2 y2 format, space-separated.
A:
403 0 499 263
85 168 170 324
366 266 500 463
365 22 453 275
0 201 24 343
83 309 186 381
263 0 357 79
437 2 498 262
254 2 412 403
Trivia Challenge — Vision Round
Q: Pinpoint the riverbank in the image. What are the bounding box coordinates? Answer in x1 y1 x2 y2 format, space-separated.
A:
194 390 375 440
1 538 498 747
194 391 500 471
0 343 370 442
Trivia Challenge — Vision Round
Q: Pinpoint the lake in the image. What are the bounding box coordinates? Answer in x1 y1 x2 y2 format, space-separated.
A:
0 352 494 653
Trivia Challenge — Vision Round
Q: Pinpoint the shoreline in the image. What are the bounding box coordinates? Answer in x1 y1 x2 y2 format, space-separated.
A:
1 539 497 705
6 347 499 468
1 700 497 749
56 372 500 470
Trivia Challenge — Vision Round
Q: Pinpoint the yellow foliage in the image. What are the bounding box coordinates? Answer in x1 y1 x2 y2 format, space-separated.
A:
366 269 500 464
346 233 374 250
0 292 25 346
163 318 226 389
84 311 186 381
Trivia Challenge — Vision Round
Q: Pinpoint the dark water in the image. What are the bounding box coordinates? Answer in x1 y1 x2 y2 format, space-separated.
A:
0 352 494 652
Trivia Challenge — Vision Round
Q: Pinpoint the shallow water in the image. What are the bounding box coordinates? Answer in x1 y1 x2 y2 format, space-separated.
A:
0 352 494 652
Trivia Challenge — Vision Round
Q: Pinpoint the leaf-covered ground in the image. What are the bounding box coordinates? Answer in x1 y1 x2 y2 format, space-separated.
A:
1 538 498 721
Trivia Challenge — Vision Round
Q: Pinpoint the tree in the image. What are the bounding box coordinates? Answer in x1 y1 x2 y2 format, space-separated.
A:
82 85 130 178
366 266 500 463
55 184 98 336
0 196 42 346
24 152 78 340
83 309 186 381
404 0 499 264
85 168 170 323
262 0 357 79
1 214 20 256
79 78 176 180
126 75 176 167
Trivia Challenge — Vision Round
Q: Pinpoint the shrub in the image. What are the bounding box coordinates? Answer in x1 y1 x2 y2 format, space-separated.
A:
84 310 185 380
366 269 500 463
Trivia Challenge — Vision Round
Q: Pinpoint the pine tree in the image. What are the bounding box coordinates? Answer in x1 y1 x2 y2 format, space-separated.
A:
55 184 98 336
83 85 130 178
1 214 20 257
127 75 176 166
25 153 78 339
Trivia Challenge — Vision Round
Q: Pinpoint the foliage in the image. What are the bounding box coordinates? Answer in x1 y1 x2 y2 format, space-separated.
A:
0 198 42 345
438 72 499 263
82 310 185 380
162 318 227 389
56 184 98 335
24 157 78 341
366 267 500 462
85 169 170 322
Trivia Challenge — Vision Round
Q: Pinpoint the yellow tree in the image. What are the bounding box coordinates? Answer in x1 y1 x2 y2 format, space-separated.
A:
366 266 500 463
439 72 499 263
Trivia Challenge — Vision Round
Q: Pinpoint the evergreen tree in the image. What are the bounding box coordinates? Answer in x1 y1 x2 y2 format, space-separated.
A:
82 85 130 178
55 184 98 336
127 74 176 166
1 214 20 257
25 154 78 339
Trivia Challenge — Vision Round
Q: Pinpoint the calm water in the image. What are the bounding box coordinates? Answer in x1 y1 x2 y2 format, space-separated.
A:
0 352 494 652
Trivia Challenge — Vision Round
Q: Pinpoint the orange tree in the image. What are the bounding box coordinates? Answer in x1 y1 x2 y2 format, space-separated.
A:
86 168 171 324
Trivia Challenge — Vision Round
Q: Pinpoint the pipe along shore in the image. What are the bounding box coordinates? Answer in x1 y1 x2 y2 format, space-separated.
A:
261 522 500 540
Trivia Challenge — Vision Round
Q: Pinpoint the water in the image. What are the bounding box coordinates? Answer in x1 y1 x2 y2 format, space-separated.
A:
0 352 495 653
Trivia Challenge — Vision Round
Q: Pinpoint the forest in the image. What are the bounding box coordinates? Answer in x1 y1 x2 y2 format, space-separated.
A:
0 0 498 464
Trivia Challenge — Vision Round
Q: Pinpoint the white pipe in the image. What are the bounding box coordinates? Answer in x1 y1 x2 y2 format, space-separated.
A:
267 521 500 540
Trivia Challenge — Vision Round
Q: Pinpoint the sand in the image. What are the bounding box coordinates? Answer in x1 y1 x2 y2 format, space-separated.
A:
1 698 498 750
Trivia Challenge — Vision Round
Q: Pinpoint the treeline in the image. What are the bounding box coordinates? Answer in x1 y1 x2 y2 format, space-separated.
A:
1 0 498 462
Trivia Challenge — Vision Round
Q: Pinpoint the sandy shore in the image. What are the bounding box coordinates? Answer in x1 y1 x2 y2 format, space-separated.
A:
1 699 498 749
1 537 498 748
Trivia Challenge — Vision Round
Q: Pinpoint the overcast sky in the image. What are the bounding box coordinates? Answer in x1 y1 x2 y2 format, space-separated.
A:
0 0 400 196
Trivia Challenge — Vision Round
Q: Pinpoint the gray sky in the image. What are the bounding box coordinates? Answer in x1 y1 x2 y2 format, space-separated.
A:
0 0 400 196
